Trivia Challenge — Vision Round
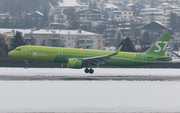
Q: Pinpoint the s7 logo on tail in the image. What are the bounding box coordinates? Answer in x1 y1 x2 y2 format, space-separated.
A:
154 41 168 52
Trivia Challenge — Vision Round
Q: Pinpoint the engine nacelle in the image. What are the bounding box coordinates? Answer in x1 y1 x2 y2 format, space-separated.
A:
68 59 82 69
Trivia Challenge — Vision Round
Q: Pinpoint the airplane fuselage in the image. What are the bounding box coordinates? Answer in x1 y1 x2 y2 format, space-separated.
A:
8 33 172 74
8 45 171 68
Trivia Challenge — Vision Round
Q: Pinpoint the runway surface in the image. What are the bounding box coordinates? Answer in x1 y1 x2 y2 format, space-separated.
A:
1 68 180 81
1 81 180 112
1 75 180 81
1 68 180 76
1 68 180 112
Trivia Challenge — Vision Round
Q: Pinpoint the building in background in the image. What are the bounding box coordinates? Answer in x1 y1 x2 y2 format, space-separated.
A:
25 29 103 50
0 29 103 50
139 8 170 25
52 0 88 22
77 9 102 21
28 11 44 21
105 0 124 4
111 11 133 19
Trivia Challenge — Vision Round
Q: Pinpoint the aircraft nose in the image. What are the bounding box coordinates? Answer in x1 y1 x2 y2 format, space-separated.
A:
8 51 14 58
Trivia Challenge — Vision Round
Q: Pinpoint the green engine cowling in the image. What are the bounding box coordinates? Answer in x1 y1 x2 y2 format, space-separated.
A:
68 58 82 69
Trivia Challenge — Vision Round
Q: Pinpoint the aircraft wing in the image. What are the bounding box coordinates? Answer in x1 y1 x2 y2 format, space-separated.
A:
79 45 123 66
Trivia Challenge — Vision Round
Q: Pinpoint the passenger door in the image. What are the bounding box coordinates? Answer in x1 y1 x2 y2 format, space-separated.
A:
142 54 146 62
26 47 30 55
58 48 63 57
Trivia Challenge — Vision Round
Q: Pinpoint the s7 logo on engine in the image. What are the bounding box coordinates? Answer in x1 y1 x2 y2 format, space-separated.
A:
154 41 168 52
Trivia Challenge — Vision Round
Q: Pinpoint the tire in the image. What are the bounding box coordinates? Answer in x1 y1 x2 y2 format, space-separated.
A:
84 68 89 73
89 69 94 74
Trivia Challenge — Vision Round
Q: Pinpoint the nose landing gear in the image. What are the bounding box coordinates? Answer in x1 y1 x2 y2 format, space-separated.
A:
25 60 28 69
84 68 94 74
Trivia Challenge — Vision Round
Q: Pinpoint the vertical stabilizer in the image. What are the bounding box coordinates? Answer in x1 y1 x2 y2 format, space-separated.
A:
146 33 171 56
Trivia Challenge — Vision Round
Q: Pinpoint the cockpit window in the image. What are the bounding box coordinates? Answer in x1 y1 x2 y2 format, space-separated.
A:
14 49 21 51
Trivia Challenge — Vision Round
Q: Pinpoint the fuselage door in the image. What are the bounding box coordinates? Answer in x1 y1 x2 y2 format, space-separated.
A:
142 54 146 62
58 48 63 57
26 47 30 55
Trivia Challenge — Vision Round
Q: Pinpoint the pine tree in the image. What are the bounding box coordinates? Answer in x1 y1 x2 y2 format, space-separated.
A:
117 37 136 52
10 31 26 50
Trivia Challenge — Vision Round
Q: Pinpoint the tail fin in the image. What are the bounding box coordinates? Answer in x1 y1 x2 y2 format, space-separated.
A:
145 33 171 56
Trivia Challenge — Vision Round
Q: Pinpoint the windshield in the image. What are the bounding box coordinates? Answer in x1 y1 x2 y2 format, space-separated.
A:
14 48 21 51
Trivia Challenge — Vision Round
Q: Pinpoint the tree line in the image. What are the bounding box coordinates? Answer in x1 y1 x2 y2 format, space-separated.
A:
0 32 25 58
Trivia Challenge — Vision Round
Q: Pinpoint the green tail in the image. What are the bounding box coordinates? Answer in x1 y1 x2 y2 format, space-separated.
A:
146 33 171 56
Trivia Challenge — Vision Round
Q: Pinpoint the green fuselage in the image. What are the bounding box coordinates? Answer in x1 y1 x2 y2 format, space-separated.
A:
8 45 172 68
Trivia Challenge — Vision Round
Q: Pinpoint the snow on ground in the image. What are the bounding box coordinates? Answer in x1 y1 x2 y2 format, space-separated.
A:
0 81 180 112
1 68 180 76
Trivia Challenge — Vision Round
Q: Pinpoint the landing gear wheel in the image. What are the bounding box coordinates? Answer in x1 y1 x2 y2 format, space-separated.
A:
85 68 89 73
84 68 94 74
89 68 94 74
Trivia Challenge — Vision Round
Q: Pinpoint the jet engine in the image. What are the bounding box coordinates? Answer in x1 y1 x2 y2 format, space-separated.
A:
68 58 82 69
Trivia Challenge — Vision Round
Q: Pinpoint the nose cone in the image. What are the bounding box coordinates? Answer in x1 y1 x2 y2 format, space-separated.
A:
8 51 14 58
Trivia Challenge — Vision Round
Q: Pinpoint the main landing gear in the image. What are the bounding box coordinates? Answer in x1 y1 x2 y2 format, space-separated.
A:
84 68 94 74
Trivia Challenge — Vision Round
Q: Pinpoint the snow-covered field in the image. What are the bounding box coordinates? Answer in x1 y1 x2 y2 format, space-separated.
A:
1 68 180 76
0 81 180 112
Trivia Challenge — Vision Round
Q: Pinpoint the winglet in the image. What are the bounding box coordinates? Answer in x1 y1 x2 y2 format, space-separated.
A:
97 45 101 50
110 45 123 56
115 45 123 54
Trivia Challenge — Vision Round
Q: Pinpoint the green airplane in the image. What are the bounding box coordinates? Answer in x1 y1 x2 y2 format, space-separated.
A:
8 33 172 74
